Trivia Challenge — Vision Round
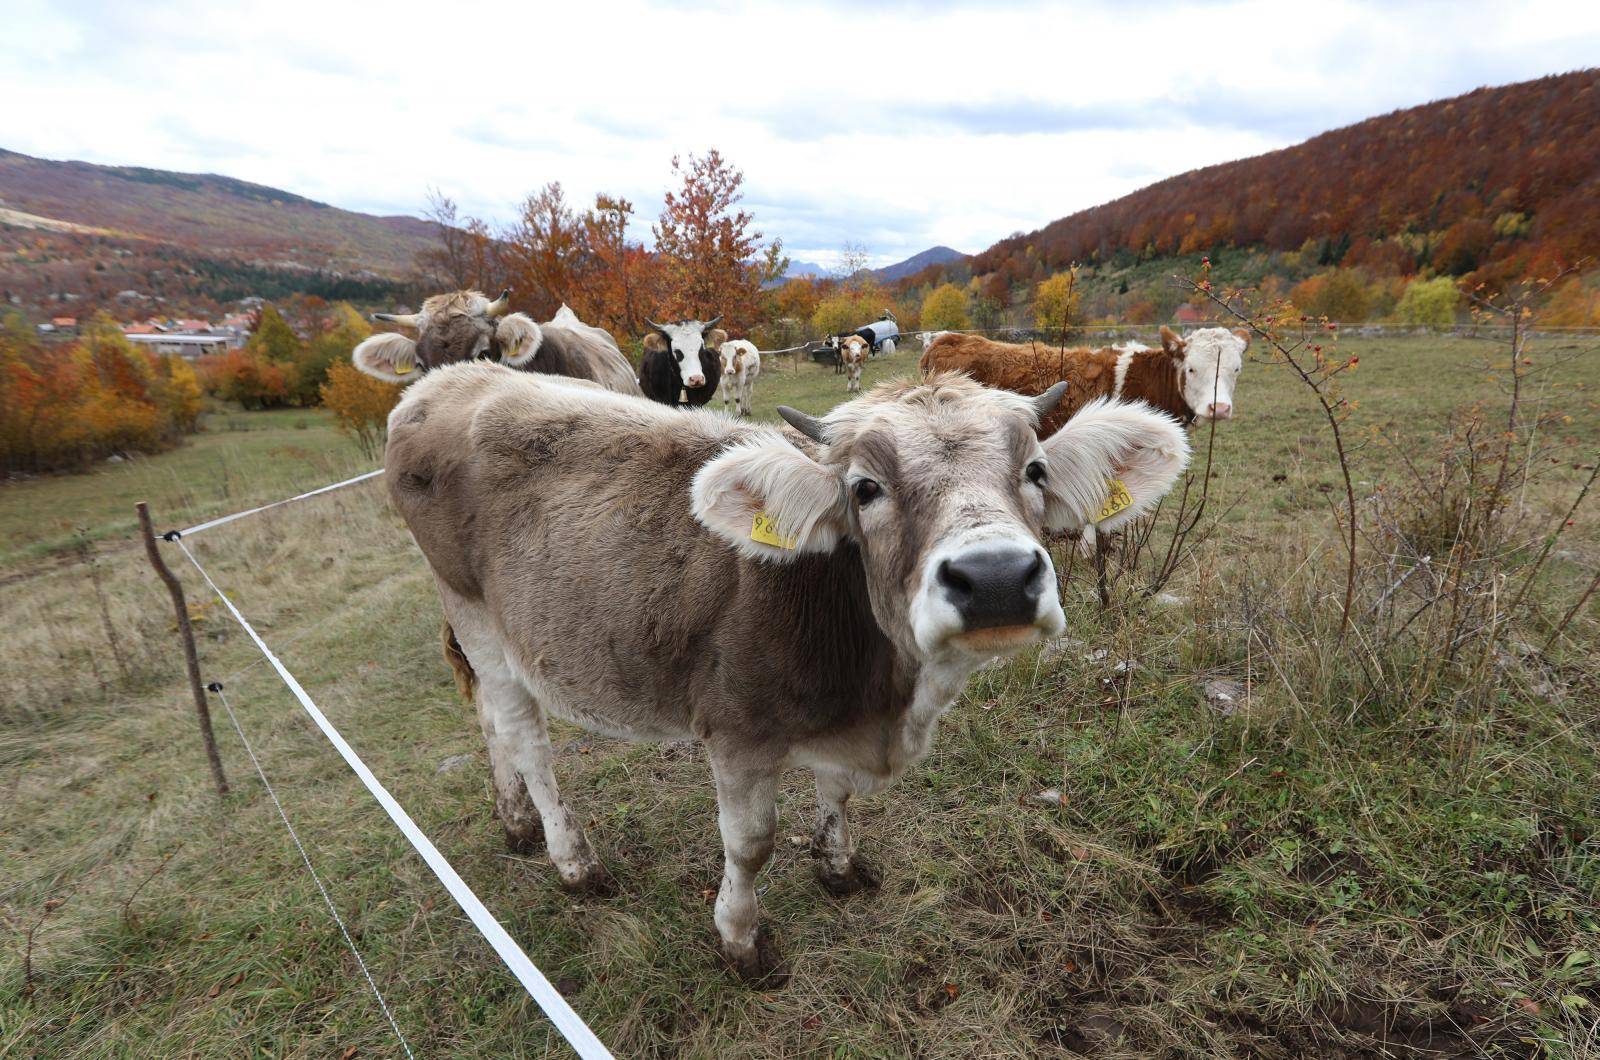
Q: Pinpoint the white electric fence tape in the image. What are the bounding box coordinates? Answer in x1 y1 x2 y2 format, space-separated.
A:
213 686 416 1059
174 537 613 1060
177 469 386 537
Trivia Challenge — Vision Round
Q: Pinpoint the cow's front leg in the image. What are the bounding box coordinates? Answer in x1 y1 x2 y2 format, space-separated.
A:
810 767 881 896
708 751 784 983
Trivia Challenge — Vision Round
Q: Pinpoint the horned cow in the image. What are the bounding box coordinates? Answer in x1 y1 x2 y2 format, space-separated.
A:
351 289 639 395
920 325 1249 435
640 317 727 407
386 363 1189 981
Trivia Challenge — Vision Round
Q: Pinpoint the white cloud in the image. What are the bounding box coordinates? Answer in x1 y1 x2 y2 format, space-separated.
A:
2 0 1597 265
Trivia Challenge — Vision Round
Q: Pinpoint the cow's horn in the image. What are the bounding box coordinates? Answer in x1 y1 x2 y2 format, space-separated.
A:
1031 381 1070 419
701 315 724 330
645 318 669 333
484 289 511 317
777 405 828 443
372 312 422 327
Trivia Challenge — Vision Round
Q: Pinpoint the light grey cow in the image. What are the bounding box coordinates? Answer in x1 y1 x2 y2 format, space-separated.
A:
384 363 1189 980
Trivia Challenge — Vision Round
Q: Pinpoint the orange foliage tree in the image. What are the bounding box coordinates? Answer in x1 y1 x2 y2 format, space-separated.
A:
652 150 787 333
0 314 204 474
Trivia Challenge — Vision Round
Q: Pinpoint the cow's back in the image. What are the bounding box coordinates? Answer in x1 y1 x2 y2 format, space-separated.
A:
920 334 1119 435
534 325 641 396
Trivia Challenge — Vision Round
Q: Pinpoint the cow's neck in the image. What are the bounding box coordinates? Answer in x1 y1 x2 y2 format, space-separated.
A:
1115 347 1193 424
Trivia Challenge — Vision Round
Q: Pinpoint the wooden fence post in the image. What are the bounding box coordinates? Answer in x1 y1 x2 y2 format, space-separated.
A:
137 502 229 797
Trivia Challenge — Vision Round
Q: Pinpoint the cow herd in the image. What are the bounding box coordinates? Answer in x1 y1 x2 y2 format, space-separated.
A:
352 288 1243 981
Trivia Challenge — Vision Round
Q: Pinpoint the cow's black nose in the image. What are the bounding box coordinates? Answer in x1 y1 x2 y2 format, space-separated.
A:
937 547 1047 629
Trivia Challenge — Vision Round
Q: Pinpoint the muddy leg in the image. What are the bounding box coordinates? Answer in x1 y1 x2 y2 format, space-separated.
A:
811 768 881 896
708 751 783 983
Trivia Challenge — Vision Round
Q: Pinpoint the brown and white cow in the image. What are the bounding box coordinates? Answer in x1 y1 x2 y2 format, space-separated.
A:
838 333 870 392
718 339 762 417
920 325 1249 435
386 363 1189 980
352 289 640 395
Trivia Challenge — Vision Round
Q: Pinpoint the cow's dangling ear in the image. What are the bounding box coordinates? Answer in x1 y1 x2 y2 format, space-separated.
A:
1038 397 1190 532
495 313 543 367
706 328 729 348
691 436 847 561
1160 325 1186 358
642 331 668 355
1231 327 1252 350
352 333 420 383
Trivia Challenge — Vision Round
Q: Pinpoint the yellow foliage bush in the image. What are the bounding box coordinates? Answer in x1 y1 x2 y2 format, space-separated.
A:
320 360 401 460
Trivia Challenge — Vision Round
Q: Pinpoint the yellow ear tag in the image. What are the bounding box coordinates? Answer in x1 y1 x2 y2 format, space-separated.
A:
1096 478 1134 523
393 362 414 375
751 511 797 550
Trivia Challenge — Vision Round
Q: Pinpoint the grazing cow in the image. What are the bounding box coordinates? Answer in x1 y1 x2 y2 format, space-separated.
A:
387 363 1189 980
920 325 1249 435
838 334 870 392
352 289 639 394
718 340 762 417
640 317 726 407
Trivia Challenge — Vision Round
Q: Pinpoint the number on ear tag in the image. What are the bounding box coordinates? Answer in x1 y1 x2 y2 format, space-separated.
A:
1096 478 1134 523
394 362 414 375
751 511 797 550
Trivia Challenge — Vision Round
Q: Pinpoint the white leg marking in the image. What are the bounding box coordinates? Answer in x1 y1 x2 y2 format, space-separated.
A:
709 754 778 972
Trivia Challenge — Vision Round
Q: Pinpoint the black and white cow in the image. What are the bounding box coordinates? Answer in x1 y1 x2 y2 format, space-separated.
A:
639 317 727 407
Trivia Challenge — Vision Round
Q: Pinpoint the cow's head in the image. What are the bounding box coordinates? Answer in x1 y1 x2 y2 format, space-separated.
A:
352 289 543 383
691 374 1189 665
643 317 726 391
1162 325 1247 421
839 335 870 391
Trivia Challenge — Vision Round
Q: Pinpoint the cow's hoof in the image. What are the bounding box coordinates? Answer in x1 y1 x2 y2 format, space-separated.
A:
502 822 545 856
816 858 882 897
558 861 617 898
723 926 788 987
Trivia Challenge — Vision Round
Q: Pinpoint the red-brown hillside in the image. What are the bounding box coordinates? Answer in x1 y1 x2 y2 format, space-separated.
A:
968 70 1600 288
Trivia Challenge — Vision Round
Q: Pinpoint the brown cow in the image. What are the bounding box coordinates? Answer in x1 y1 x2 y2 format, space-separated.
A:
352 290 640 395
386 363 1189 980
838 334 870 392
919 325 1248 435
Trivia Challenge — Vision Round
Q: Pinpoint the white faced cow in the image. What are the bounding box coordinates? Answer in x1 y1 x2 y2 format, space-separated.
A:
838 334 870 392
386 363 1189 981
639 317 726 407
718 339 761 418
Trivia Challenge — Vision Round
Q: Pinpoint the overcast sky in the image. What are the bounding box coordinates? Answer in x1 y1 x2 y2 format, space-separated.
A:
4 0 1598 269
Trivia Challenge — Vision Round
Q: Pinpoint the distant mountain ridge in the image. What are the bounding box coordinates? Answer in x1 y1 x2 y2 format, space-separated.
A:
0 147 436 278
966 70 1600 287
872 245 963 282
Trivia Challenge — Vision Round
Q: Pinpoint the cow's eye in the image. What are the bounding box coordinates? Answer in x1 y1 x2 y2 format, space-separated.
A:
674 350 683 362
1026 461 1047 486
853 478 881 505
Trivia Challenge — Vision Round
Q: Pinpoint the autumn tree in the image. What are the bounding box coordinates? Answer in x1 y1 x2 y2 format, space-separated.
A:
1394 276 1460 329
653 150 786 332
417 189 499 291
921 283 970 330
1033 268 1081 331
578 194 660 338
501 182 587 321
320 360 400 461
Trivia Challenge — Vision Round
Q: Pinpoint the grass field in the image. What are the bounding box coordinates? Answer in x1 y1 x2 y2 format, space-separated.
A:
3 334 1598 1058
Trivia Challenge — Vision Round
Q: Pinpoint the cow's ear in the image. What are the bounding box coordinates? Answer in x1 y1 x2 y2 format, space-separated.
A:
691 437 847 561
352 333 420 383
495 313 543 367
706 328 728 348
1160 325 1186 358
1231 327 1251 350
1038 398 1190 532
642 331 668 354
